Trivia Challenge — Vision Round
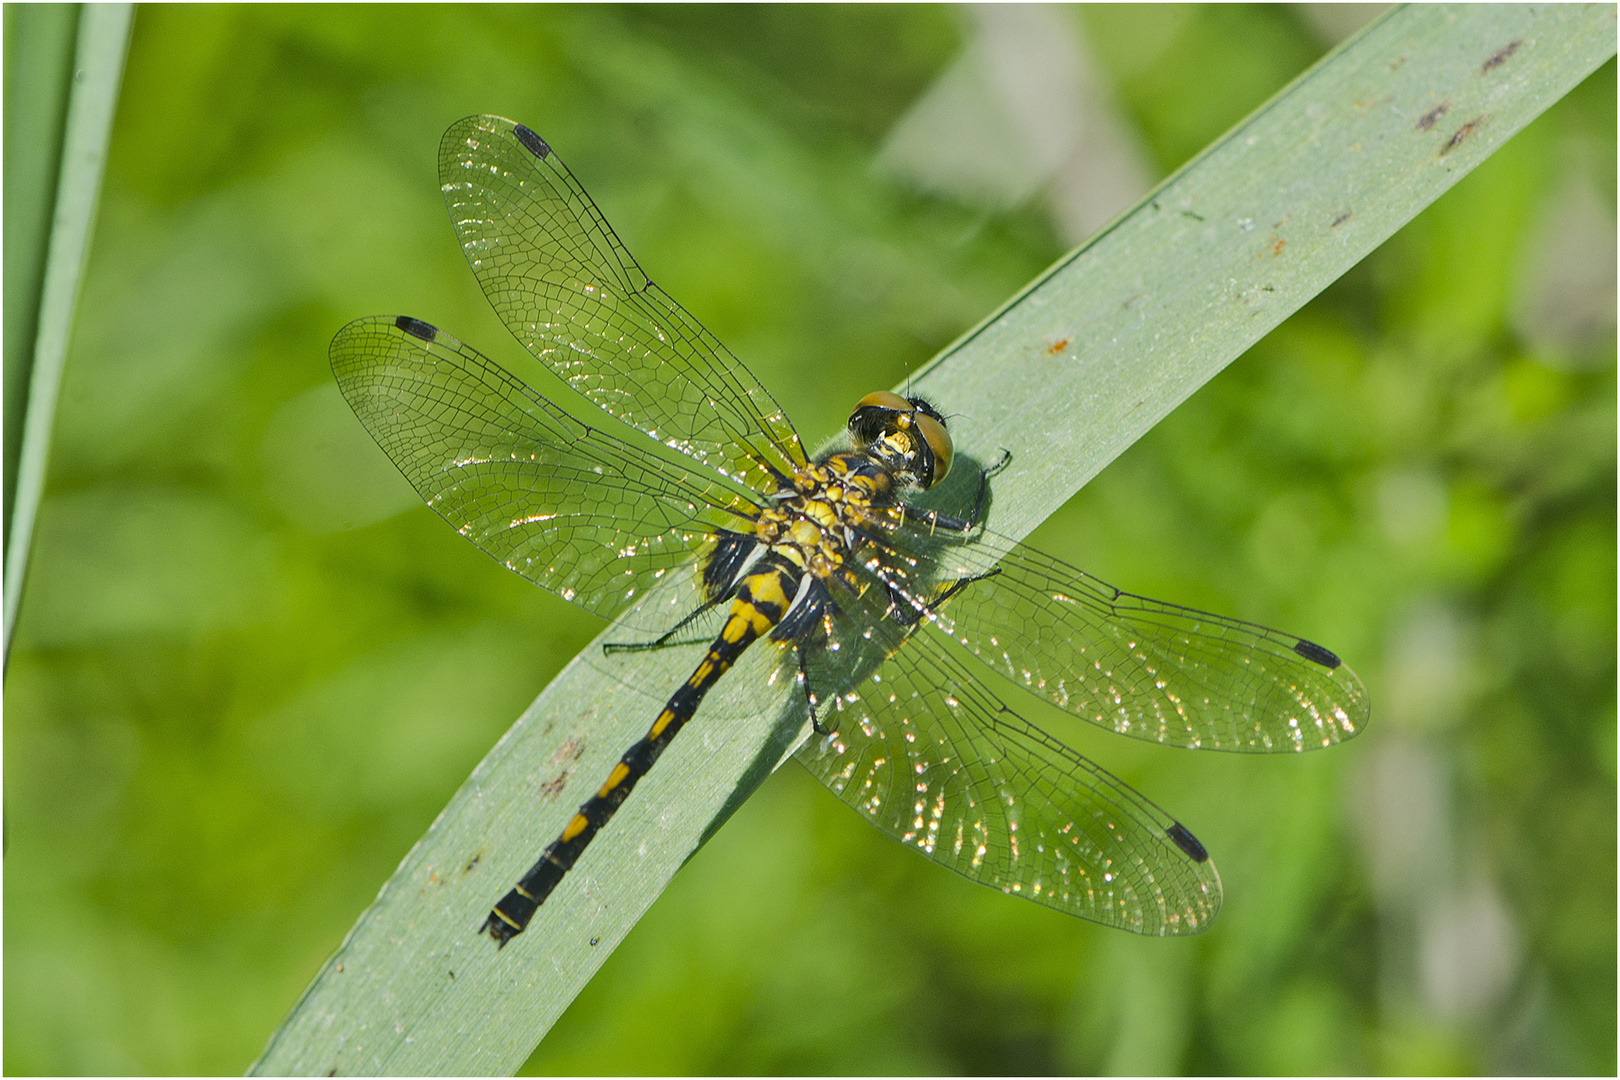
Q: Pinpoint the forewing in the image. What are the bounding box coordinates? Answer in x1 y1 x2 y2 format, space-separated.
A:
793 579 1221 935
330 315 758 625
905 529 1369 752
438 115 807 491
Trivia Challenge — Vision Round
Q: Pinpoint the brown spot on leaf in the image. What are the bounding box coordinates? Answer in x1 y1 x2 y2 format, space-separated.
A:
463 853 481 874
1331 211 1352 229
1045 338 1070 356
1441 118 1483 156
1482 40 1521 74
1270 237 1286 257
539 770 572 801
1416 102 1450 131
553 736 587 765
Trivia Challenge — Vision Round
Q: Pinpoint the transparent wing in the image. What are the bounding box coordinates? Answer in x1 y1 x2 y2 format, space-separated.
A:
889 526 1369 753
438 114 808 492
794 572 1221 935
330 315 760 625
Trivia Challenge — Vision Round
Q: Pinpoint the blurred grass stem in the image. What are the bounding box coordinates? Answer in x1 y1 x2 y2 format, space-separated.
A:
2 3 132 668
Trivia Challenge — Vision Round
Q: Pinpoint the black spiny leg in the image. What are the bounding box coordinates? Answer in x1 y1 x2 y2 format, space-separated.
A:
881 567 1002 629
887 450 1010 625
967 449 1012 528
903 449 1012 535
933 566 1002 606
607 530 759 655
798 647 829 735
603 596 725 655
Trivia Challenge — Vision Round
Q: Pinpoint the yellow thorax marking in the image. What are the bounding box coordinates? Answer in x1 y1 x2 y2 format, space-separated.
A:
803 500 839 530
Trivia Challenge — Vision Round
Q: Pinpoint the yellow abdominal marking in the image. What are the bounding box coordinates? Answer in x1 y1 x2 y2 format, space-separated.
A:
753 573 791 606
726 601 776 641
561 812 590 842
597 761 632 797
649 708 678 739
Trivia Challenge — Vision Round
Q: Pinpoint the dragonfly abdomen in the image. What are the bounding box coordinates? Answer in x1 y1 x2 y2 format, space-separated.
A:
481 563 800 946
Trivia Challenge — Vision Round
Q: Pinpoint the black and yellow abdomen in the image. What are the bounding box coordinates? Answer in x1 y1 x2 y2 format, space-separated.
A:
482 561 803 945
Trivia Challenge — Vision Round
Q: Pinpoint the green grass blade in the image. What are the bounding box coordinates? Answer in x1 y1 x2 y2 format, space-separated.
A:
2 2 133 662
3 3 79 546
251 5 1615 1075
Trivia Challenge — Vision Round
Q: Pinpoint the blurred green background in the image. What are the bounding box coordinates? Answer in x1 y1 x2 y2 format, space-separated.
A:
4 4 1614 1075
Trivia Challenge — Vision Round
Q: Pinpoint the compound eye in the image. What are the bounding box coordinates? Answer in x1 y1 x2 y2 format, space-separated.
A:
915 413 953 488
852 390 911 420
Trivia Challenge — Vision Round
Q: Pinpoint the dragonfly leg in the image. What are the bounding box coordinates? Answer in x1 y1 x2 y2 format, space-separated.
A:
900 449 1013 535
883 567 1003 627
607 529 764 654
966 449 1013 528
603 597 724 655
797 647 830 735
934 566 1003 606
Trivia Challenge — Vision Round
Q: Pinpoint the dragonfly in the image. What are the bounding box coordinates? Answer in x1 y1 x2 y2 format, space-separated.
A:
331 115 1369 947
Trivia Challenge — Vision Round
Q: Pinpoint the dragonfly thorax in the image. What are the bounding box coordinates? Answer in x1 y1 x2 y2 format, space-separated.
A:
755 457 895 585
740 399 951 605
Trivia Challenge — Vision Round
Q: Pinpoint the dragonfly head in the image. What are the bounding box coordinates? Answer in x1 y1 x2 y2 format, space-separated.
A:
848 391 953 490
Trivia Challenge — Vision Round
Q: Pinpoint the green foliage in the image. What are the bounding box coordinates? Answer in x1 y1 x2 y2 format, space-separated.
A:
4 5 1613 1076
